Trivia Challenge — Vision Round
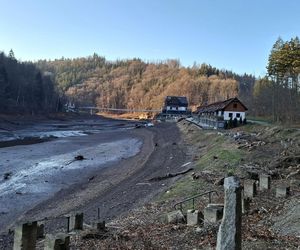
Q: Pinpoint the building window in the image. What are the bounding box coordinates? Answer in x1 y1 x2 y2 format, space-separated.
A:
229 113 233 118
236 113 240 118
233 103 237 108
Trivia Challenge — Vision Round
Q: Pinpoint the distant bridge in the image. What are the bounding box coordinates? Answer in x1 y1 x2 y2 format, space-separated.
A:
78 107 162 114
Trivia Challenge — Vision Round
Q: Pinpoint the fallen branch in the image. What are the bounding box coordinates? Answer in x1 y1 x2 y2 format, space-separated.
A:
286 169 300 179
65 155 86 165
148 168 194 181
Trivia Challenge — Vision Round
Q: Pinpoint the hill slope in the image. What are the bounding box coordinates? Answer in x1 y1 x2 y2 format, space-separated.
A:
37 56 255 110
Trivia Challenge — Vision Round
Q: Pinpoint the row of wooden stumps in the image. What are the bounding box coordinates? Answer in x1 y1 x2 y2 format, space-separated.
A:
13 212 105 250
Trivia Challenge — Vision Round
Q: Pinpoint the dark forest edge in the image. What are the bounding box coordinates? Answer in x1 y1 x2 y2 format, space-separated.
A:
1 36 299 124
0 50 62 114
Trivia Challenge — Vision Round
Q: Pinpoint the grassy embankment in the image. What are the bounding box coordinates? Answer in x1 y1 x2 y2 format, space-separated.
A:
158 121 246 202
158 119 300 205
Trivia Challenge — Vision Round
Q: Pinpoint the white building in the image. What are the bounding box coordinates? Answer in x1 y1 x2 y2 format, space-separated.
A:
197 97 248 121
162 96 189 114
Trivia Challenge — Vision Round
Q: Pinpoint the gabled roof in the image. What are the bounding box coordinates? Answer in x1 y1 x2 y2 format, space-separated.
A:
197 97 248 113
165 96 188 107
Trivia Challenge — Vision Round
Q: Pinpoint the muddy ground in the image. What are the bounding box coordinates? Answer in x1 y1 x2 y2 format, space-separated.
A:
0 116 191 249
67 120 300 250
1 116 299 249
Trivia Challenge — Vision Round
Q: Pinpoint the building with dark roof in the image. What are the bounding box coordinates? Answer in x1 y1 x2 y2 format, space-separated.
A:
197 97 247 121
162 96 189 114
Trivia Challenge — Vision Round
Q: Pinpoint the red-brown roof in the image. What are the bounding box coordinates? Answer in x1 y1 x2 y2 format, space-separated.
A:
197 97 248 113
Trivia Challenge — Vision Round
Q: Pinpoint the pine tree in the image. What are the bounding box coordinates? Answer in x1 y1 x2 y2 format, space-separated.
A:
8 49 15 60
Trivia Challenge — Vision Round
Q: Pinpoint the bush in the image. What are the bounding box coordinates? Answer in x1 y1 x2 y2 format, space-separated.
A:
233 118 238 127
228 118 233 128
239 117 243 124
243 117 247 124
224 121 228 129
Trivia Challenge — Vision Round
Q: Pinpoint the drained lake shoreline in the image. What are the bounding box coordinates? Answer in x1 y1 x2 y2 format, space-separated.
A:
0 115 145 232
0 116 190 250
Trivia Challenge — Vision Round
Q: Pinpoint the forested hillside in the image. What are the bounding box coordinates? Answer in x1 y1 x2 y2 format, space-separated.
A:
0 51 61 114
253 37 300 122
37 56 255 111
2 36 299 122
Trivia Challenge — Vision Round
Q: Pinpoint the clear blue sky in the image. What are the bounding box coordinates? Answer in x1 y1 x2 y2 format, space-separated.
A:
1 0 299 75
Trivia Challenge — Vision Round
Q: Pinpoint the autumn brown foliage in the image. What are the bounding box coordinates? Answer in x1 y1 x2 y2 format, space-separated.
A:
37 56 252 111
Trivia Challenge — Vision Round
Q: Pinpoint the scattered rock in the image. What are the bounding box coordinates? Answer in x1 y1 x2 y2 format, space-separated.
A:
88 176 95 181
75 155 84 161
3 172 12 180
214 177 224 186
191 172 200 180
167 210 185 224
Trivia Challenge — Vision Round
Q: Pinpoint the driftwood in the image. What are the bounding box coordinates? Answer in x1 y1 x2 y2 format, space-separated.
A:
272 155 300 169
88 175 96 181
81 230 109 240
66 155 86 165
148 168 193 181
286 169 300 179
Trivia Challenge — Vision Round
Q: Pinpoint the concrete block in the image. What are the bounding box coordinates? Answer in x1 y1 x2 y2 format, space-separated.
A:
276 185 290 198
13 221 38 250
217 176 242 250
67 212 83 231
44 233 70 250
259 174 271 190
242 198 251 214
167 210 184 223
204 204 224 223
92 220 106 231
37 221 45 239
243 180 257 198
157 214 168 223
186 209 203 226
